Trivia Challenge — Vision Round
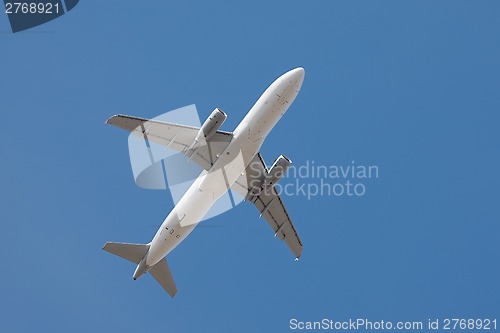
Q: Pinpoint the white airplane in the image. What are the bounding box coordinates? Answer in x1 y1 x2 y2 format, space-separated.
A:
103 67 305 297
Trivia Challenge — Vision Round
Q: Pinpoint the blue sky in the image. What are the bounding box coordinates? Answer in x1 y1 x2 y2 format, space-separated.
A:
1 1 499 332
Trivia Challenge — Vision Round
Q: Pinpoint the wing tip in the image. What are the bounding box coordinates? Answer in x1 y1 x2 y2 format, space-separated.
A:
104 114 122 125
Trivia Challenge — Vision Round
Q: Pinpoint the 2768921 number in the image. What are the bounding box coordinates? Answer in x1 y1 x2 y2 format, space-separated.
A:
443 319 497 330
5 2 60 14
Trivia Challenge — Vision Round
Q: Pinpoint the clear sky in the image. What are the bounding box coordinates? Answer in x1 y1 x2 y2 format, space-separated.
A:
1 1 499 332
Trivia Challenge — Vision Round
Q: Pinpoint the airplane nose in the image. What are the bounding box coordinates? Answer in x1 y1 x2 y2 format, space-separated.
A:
292 67 305 76
289 67 305 82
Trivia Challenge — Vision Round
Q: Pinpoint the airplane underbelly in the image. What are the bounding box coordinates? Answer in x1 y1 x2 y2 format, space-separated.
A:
147 151 249 266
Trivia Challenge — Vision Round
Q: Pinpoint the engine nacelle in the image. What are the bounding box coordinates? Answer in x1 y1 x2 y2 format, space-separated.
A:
264 155 292 189
194 108 227 144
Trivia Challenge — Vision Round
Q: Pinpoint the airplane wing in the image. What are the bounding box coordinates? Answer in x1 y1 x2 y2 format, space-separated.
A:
106 114 233 171
232 153 303 259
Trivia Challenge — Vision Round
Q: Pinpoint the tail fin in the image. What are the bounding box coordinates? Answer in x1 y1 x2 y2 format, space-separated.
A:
103 242 149 264
103 242 177 297
149 259 177 297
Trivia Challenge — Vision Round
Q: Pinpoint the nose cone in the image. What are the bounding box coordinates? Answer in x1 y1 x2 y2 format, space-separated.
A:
287 67 305 85
290 67 305 78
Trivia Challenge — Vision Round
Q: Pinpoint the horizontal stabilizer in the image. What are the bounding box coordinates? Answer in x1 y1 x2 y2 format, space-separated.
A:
149 259 177 297
103 242 149 264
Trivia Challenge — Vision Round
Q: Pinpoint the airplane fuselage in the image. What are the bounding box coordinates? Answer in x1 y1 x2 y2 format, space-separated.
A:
134 68 305 279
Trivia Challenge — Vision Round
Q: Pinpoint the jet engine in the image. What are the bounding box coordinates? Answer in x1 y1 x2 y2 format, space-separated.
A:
263 155 292 189
194 108 227 144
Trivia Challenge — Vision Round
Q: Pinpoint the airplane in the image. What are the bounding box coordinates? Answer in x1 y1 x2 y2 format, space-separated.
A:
103 67 305 297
